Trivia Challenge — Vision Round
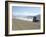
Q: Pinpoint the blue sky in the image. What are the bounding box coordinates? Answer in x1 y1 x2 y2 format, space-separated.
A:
12 6 41 16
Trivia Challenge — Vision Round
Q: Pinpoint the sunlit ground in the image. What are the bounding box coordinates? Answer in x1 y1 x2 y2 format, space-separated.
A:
12 17 40 30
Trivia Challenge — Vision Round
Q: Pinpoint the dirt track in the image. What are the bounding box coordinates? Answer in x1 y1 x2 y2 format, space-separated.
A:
12 18 40 30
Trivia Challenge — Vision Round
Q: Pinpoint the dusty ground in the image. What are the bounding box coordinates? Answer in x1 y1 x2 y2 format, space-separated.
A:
12 18 40 30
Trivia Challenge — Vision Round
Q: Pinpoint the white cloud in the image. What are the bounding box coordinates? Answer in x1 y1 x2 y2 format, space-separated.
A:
13 12 40 16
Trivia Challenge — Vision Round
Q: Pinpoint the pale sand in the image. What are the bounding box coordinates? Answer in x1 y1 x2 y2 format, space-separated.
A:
12 18 40 30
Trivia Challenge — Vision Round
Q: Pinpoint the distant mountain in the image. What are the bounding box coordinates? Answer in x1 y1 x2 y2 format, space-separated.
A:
23 14 40 18
12 14 40 19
